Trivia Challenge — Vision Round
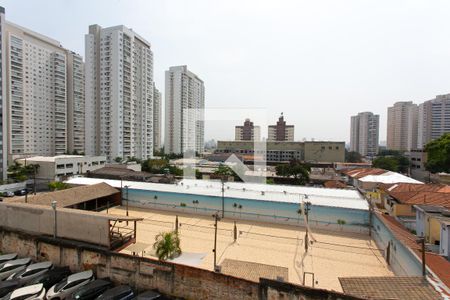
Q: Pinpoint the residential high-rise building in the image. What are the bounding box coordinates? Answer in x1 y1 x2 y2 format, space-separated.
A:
66 51 85 154
0 7 7 179
235 118 260 141
268 113 294 141
164 65 205 154
418 94 450 149
387 101 418 151
153 83 161 152
85 24 154 160
1 11 84 172
349 112 379 157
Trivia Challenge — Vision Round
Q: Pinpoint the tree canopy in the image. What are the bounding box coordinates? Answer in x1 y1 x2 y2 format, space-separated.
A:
345 150 363 163
425 133 450 173
7 162 39 182
275 160 310 185
141 158 183 176
373 151 410 173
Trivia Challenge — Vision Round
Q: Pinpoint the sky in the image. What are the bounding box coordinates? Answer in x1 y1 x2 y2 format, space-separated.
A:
3 0 450 143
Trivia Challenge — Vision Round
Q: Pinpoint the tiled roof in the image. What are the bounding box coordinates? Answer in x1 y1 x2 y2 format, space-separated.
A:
381 183 449 193
388 191 450 208
378 213 450 290
339 276 442 300
324 180 348 189
4 182 119 208
220 259 289 283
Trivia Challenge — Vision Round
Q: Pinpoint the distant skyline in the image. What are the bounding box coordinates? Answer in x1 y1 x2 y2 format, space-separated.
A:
3 0 450 142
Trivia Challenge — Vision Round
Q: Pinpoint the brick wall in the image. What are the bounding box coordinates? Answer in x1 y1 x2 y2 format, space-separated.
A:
0 227 363 300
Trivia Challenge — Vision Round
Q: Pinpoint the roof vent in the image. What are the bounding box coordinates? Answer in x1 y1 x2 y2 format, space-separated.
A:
261 191 265 195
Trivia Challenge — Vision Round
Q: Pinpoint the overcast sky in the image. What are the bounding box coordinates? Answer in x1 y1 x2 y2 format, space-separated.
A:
3 0 450 143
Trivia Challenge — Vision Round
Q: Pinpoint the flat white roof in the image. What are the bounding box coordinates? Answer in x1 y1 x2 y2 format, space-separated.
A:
18 155 105 162
66 177 368 210
359 171 423 184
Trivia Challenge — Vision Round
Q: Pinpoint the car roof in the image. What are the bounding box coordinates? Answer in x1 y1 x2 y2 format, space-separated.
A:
25 261 53 271
10 283 43 299
0 253 18 263
136 290 161 299
0 279 20 289
67 269 93 282
1 257 31 268
75 279 112 293
101 285 133 297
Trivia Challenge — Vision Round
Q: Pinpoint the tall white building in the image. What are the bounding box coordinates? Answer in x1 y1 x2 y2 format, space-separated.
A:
0 8 85 179
66 52 85 154
418 94 450 149
0 7 6 179
387 101 418 151
153 83 161 152
85 24 154 160
164 65 204 154
350 112 379 157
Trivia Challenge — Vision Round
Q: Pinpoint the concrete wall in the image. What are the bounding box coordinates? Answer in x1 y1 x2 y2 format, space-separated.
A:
0 228 362 300
0 203 110 247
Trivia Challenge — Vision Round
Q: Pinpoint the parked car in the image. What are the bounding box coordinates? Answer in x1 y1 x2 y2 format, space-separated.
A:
27 267 71 291
0 258 32 281
46 270 94 300
0 279 21 298
7 261 53 285
14 189 28 196
66 278 113 300
134 290 169 300
97 286 134 300
0 254 18 269
2 191 14 197
6 283 46 300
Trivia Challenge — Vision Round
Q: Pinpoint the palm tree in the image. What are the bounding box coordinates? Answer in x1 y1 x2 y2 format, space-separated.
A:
153 231 181 261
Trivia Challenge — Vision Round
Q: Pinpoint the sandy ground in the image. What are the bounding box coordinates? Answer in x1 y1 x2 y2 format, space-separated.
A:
108 206 393 292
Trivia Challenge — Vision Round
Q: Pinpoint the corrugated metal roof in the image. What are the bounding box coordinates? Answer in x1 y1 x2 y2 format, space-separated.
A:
5 183 119 208
65 177 369 210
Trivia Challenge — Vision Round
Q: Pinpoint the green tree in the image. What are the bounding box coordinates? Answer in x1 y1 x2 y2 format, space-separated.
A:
275 160 310 185
8 162 39 182
153 231 181 261
425 133 450 173
114 157 123 163
214 164 237 179
373 151 410 173
345 150 363 163
372 156 399 172
48 181 70 191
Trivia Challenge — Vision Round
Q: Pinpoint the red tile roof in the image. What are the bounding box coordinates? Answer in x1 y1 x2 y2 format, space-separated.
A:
323 180 348 189
381 183 449 193
388 191 450 208
378 213 450 290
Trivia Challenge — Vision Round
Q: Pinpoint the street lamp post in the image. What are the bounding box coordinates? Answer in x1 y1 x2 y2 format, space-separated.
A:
51 200 57 238
300 194 311 252
212 212 221 272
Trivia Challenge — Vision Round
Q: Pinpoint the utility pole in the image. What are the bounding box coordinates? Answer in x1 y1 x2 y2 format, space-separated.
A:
417 237 426 277
221 178 225 218
213 212 221 271
304 201 311 252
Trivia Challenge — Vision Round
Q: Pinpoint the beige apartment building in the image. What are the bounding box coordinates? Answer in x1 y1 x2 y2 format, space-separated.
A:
268 113 294 141
216 140 345 163
387 101 418 151
417 94 450 149
235 118 260 141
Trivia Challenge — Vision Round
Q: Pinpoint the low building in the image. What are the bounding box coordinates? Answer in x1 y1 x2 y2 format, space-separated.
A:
406 149 429 182
415 205 450 257
17 155 106 181
216 141 345 163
